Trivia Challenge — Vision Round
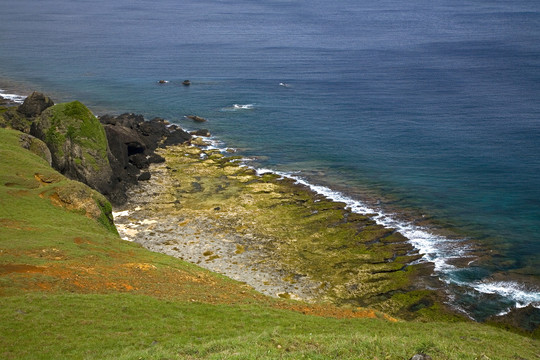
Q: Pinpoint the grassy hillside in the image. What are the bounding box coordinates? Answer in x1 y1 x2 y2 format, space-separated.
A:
0 127 537 359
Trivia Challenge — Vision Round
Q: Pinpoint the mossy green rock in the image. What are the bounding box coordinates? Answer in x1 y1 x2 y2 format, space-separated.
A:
30 101 114 196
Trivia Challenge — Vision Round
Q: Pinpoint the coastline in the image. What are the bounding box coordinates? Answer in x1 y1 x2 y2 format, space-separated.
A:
112 142 451 320
2 89 539 327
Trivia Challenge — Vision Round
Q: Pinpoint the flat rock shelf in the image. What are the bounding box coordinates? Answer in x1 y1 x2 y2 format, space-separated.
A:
113 144 450 320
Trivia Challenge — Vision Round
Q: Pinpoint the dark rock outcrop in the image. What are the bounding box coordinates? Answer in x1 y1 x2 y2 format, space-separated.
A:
99 113 192 204
138 172 151 181
190 129 211 137
162 126 192 146
17 92 54 117
148 153 165 164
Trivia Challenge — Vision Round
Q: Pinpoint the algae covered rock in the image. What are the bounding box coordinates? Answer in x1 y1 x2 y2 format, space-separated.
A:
30 101 115 199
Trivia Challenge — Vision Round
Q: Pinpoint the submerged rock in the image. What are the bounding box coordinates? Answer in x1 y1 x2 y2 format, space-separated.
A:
190 129 211 137
487 304 540 335
186 115 207 122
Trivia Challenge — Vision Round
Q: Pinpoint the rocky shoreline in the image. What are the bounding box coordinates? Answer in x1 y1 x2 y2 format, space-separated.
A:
113 156 324 301
111 141 449 320
2 91 539 333
0 91 497 320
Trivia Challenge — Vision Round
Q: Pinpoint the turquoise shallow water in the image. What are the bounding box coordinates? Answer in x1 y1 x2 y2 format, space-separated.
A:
1 0 539 319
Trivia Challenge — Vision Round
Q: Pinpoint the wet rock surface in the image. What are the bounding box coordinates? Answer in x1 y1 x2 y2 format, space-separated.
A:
114 144 449 318
114 158 322 301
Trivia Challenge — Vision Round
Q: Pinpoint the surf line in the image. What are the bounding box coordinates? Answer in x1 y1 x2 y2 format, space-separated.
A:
249 167 540 311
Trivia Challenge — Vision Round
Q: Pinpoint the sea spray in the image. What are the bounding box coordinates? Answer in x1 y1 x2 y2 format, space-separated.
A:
0 89 26 103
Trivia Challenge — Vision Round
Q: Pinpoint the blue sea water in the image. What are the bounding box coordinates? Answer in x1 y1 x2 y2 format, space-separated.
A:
1 0 539 319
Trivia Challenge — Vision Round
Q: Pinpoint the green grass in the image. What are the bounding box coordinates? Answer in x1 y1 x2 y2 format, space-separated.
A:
0 294 539 359
0 127 538 359
1 293 538 360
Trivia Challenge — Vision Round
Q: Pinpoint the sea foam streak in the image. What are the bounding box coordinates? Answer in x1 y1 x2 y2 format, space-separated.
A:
221 103 255 111
471 281 540 308
0 89 26 103
254 168 540 311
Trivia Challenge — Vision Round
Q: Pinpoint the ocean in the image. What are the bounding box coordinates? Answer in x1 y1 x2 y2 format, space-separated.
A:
1 0 539 320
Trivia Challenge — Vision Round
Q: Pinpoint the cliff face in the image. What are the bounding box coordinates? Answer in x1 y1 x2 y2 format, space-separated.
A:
0 92 192 205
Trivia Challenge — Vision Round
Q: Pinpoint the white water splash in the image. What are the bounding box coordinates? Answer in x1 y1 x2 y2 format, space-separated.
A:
0 89 26 103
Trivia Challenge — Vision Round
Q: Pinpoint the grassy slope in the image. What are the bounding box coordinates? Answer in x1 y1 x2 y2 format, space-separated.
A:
0 127 538 359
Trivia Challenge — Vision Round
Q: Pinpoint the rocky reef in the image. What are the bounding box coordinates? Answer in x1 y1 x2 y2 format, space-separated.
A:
114 144 458 320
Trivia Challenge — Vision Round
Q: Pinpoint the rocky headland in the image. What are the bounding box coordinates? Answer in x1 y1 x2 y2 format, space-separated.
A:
0 92 193 205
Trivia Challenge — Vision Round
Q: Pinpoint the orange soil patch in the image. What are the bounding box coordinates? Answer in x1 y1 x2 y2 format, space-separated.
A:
0 259 395 321
275 303 399 322
0 264 45 275
73 237 86 244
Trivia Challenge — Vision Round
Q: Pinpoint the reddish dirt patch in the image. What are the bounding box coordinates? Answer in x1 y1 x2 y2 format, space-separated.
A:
73 237 91 245
0 264 45 275
0 259 396 321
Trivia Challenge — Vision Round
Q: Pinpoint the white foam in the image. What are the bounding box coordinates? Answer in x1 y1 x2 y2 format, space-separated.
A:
254 167 540 310
112 210 131 218
0 89 26 103
221 103 255 111
233 103 254 109
258 167 465 268
469 280 540 308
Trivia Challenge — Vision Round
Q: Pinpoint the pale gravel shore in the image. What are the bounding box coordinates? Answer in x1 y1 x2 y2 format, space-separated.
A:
113 157 324 302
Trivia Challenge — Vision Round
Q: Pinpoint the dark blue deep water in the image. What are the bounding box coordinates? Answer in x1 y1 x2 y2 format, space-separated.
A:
1 0 539 319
